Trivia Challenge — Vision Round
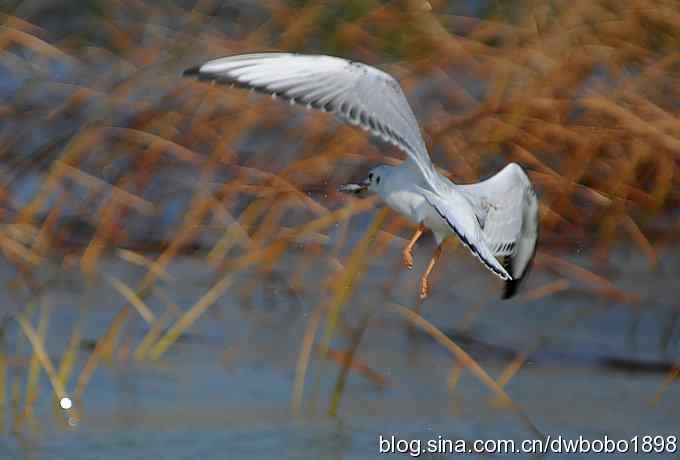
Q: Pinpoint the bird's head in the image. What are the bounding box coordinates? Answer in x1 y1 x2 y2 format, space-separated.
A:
338 166 390 196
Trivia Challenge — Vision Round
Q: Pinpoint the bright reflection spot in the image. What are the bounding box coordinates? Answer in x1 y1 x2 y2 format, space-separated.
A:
59 396 72 410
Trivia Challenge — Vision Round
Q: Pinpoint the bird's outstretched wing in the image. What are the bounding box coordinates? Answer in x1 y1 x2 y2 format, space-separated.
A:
419 188 512 281
458 163 539 298
183 53 439 189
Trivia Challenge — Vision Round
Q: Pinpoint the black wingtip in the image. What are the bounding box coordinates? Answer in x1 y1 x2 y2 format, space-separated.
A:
500 256 518 300
500 249 538 300
182 65 202 77
502 279 519 299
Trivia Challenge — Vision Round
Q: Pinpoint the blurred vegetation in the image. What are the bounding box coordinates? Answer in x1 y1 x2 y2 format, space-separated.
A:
0 0 679 436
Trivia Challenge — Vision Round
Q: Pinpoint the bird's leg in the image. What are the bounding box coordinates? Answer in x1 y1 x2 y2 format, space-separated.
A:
403 224 425 270
420 244 443 299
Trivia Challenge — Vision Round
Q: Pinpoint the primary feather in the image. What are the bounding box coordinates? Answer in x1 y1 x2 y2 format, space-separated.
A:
458 163 539 297
184 53 440 190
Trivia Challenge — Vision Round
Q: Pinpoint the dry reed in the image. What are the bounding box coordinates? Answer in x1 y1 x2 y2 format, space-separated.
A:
0 0 679 434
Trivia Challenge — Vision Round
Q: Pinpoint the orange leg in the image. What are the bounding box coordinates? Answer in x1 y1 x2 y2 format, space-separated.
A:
420 244 443 299
402 224 425 270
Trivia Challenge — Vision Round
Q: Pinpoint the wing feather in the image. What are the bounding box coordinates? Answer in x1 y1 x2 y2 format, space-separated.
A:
458 163 539 297
419 188 512 281
183 53 439 189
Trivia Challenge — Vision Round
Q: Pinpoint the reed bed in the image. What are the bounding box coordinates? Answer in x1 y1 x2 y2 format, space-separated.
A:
0 0 679 438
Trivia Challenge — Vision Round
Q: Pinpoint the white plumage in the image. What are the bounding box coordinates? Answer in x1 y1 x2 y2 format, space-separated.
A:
184 53 539 299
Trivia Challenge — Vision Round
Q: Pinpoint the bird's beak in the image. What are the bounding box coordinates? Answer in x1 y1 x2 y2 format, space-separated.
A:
338 180 370 195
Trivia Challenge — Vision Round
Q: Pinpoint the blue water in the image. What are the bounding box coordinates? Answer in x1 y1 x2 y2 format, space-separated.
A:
1 243 679 459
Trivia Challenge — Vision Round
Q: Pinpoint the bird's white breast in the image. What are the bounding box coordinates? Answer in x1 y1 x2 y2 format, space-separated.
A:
379 169 451 244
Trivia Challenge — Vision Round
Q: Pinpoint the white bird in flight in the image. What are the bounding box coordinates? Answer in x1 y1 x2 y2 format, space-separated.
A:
184 53 539 299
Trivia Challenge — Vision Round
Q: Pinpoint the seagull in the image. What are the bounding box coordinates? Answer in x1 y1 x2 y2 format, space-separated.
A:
183 53 539 299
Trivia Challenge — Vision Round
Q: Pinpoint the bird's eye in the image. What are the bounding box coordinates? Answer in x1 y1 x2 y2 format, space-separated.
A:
368 173 373 180
376 176 381 184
